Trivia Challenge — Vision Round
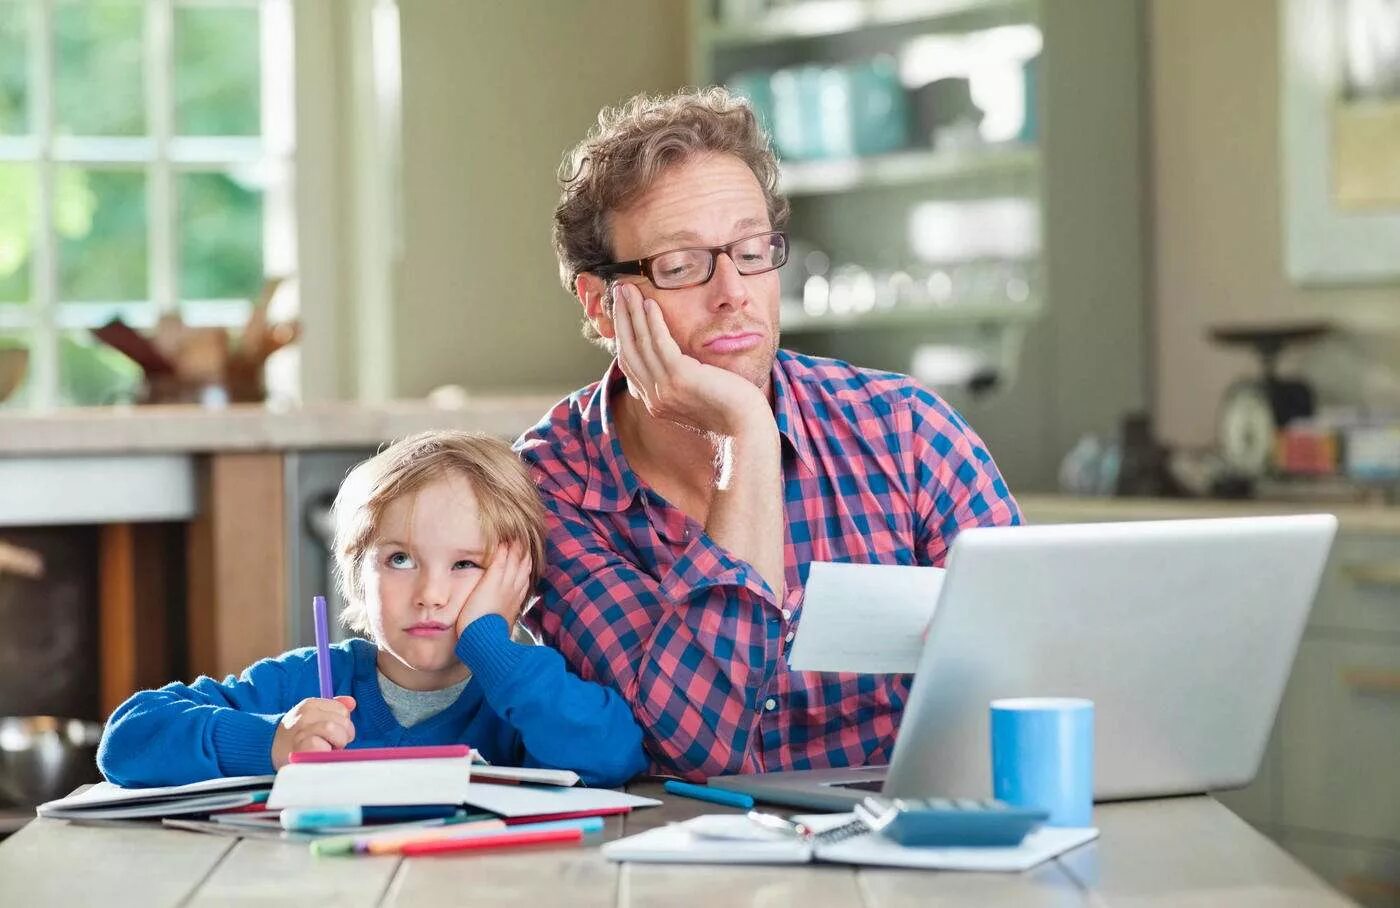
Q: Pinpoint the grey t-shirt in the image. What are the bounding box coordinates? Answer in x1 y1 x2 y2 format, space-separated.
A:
376 671 470 728
373 621 538 728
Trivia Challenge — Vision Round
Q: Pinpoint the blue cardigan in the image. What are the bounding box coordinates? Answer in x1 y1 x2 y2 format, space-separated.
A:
98 615 647 788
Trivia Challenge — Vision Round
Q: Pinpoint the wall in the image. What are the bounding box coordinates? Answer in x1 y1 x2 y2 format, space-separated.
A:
391 1 690 398
1149 0 1400 449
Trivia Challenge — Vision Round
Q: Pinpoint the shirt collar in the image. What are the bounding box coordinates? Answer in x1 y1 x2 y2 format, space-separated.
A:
579 360 641 513
579 352 818 513
772 350 818 477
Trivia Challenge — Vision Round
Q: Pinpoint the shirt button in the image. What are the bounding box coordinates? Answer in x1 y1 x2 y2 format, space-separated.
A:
764 697 778 712
785 630 795 644
781 608 791 621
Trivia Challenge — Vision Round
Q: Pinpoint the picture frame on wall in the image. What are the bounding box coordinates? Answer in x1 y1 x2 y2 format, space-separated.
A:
1281 0 1400 285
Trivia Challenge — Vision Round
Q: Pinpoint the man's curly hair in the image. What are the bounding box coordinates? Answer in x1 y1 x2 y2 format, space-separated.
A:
552 86 789 350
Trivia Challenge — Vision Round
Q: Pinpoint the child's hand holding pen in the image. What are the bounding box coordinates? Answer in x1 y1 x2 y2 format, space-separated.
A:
454 540 533 639
271 695 357 768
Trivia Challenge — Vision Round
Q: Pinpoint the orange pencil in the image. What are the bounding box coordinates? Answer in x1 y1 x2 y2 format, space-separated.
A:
364 818 506 855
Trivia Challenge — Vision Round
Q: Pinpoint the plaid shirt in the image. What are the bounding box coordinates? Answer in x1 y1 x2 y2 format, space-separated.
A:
515 349 1021 781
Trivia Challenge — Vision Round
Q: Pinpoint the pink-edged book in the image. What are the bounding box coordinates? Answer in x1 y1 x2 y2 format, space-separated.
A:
287 744 472 764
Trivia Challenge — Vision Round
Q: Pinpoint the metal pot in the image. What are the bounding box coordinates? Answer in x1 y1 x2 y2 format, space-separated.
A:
0 716 104 807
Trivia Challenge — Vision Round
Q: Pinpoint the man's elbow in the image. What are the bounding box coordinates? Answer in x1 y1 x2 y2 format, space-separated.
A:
579 727 649 788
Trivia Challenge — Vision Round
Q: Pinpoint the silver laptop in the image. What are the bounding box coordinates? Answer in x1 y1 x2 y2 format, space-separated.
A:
709 514 1337 811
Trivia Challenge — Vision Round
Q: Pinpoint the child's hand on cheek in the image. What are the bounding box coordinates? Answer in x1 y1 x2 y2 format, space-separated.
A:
454 541 532 639
271 695 356 769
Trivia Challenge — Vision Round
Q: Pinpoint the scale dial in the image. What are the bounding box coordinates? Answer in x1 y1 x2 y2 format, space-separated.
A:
1219 380 1276 478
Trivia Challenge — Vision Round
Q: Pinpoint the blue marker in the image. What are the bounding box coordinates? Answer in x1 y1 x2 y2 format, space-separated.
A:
663 779 755 810
502 816 606 836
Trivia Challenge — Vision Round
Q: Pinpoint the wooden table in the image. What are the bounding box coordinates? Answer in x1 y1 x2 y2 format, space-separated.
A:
0 783 1351 906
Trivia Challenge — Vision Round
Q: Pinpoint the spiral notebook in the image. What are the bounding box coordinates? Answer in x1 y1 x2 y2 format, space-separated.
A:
601 813 1099 872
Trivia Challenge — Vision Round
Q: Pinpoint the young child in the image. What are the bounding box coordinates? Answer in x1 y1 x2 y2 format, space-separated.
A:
98 430 647 788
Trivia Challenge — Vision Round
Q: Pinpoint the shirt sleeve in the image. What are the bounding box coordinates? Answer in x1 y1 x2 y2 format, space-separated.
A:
455 614 648 787
906 383 1023 566
526 482 785 781
97 654 312 787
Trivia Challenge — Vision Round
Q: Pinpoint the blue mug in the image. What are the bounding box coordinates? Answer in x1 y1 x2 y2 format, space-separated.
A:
990 697 1094 827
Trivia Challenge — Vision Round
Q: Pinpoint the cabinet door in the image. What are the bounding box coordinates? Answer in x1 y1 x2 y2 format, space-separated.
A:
1311 533 1400 636
1279 832 1400 908
1279 638 1400 843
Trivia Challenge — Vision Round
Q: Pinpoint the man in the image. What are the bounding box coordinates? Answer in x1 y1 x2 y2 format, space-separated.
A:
515 87 1020 781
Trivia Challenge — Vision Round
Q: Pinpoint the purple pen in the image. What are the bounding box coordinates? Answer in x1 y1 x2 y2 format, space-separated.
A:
313 595 334 698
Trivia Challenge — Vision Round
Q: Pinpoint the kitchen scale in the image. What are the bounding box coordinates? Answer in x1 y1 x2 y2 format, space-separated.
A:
1210 322 1331 482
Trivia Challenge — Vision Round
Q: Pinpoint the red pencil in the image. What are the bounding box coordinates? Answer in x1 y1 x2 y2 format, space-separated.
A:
289 744 472 764
400 826 582 856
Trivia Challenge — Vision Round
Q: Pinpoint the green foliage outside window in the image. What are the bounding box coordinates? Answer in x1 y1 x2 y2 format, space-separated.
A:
0 1 268 406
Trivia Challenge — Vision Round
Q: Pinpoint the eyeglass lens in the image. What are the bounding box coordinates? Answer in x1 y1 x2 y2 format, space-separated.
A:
650 233 787 289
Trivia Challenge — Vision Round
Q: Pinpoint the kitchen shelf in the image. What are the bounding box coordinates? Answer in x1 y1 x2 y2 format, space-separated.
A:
780 295 1041 333
778 144 1037 196
704 0 1034 48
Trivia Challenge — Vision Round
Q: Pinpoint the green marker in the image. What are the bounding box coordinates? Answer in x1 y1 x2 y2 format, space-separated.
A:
310 835 357 857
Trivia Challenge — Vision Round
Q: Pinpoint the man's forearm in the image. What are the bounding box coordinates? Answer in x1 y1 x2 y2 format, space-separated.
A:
704 418 785 599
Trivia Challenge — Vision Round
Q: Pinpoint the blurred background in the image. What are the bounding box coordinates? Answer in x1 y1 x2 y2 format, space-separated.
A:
0 1 1397 901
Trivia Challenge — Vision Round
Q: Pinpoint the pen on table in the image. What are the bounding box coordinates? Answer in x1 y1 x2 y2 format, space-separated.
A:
311 816 503 857
663 779 755 810
312 816 606 857
366 817 603 856
313 595 334 699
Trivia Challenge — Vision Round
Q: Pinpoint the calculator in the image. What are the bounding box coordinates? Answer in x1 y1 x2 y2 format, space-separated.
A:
860 796 1049 847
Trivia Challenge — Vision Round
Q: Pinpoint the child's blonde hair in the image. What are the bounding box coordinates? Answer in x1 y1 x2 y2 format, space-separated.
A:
331 430 546 635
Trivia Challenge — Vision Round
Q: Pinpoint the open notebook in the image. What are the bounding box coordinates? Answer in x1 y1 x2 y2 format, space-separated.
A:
37 775 275 820
602 813 1099 872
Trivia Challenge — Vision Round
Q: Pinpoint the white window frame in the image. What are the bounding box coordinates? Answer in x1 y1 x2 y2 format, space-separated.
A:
0 0 351 408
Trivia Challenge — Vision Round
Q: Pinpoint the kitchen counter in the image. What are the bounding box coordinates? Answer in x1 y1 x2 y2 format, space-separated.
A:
1018 493 1400 534
0 397 570 713
0 397 565 455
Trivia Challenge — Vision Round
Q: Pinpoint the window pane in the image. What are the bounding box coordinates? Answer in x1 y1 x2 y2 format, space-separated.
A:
57 167 147 302
0 163 33 302
0 331 31 409
175 6 260 137
0 2 28 136
179 171 262 301
58 330 141 406
54 1 145 137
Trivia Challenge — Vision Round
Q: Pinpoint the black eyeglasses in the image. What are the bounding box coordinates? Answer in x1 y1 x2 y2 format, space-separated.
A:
591 230 788 290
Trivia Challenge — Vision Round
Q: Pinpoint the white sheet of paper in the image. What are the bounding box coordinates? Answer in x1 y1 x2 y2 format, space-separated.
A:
602 821 811 864
266 756 474 809
787 561 945 674
469 765 579 787
459 783 660 818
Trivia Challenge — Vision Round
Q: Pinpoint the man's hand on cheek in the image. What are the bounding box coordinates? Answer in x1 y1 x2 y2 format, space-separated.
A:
453 541 532 639
612 282 769 437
